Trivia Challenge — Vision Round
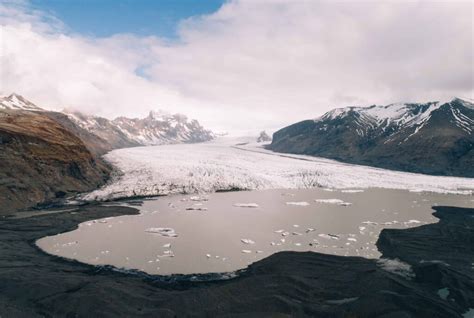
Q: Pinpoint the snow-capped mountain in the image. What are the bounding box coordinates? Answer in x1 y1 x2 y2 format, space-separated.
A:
0 93 214 150
270 98 474 177
64 109 214 148
0 93 43 111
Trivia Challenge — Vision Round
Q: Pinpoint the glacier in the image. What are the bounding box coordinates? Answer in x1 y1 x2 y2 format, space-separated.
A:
82 138 474 201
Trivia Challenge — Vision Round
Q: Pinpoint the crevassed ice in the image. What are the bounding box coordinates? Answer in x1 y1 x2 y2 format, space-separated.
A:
81 139 474 201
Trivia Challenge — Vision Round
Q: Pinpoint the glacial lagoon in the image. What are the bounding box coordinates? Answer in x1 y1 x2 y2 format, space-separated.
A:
36 188 473 275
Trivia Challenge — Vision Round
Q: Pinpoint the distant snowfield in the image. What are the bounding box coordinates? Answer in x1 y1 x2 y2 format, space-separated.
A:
82 138 474 201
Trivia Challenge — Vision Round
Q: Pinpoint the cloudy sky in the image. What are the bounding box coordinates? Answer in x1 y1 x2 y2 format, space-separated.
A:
0 0 472 134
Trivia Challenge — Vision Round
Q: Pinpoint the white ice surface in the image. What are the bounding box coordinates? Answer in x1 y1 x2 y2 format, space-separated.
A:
82 138 474 201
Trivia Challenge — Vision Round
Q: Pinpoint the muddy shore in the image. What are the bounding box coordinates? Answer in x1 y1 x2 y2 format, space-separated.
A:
0 204 472 317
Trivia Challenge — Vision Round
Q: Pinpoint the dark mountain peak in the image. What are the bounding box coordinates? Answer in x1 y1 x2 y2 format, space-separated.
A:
270 99 473 177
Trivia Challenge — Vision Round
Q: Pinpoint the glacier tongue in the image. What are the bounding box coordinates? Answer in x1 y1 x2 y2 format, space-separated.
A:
81 138 474 201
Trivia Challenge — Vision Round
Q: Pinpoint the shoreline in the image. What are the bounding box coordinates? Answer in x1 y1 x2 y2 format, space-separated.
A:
0 202 472 317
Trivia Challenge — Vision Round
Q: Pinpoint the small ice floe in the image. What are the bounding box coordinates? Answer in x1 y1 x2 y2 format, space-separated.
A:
323 188 334 192
256 250 263 254
347 238 357 242
437 288 450 300
270 242 276 246
377 258 415 279
168 202 176 208
145 227 178 237
185 206 208 211
381 222 393 225
241 238 255 245
190 196 208 201
293 224 300 228
405 219 421 225
286 201 310 206
318 234 339 240
274 229 284 234
206 254 211 258
306 228 315 233
162 243 171 248
281 231 290 236
314 199 351 206
362 221 378 225
162 250 174 257
294 243 302 246
280 238 286 243
292 232 303 236
233 203 259 208
341 189 364 193
241 250 252 254
62 241 78 247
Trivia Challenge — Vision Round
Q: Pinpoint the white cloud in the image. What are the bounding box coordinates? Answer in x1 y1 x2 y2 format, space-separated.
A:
1 0 472 134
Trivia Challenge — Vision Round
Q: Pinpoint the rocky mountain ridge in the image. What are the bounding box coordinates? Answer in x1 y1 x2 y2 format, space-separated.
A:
0 93 214 149
270 98 474 177
0 93 214 211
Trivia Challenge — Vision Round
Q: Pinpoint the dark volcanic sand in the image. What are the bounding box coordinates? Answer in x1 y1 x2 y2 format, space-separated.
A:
0 204 473 317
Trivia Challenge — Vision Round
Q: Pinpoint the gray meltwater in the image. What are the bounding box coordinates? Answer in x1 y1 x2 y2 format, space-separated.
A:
36 188 473 275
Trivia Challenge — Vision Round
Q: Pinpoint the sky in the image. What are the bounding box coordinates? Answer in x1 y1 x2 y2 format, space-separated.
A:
0 0 473 135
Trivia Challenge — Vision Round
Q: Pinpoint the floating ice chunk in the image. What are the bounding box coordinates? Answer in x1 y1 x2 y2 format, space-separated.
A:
405 219 421 224
162 243 171 248
145 227 178 237
341 189 364 193
293 225 300 228
294 243 302 246
280 238 286 243
62 241 78 247
163 250 174 256
362 221 378 225
256 250 263 254
233 203 259 208
185 207 208 211
306 228 315 233
241 238 255 244
206 254 211 258
286 201 310 206
318 234 339 240
274 229 284 233
347 238 357 242
270 242 276 246
241 249 252 254
323 188 334 192
190 196 208 201
315 199 351 206
292 232 303 236
281 231 290 236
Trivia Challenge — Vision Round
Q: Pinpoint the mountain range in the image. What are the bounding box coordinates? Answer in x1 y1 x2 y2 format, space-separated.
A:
0 93 214 211
0 93 214 151
269 98 474 177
